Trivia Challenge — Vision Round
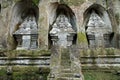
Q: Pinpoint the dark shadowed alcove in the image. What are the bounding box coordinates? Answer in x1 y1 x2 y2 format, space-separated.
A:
0 4 1 13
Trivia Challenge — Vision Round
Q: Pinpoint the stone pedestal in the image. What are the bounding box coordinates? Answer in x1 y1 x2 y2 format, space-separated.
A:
50 33 75 48
22 35 31 49
14 34 38 50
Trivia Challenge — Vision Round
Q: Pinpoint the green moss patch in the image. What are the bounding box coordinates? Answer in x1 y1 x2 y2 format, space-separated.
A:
115 13 120 25
0 67 6 76
0 49 51 58
83 66 120 80
62 0 85 6
0 66 50 80
77 32 88 44
7 50 51 58
32 0 39 5
83 70 120 80
80 48 117 57
12 67 49 80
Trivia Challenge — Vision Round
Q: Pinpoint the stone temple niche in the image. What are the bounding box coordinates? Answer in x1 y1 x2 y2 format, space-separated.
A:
9 0 39 50
86 10 113 48
50 14 76 48
13 15 38 50
49 4 77 48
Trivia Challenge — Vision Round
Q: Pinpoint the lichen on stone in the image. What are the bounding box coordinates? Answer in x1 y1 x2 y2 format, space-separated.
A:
63 0 85 6
77 32 88 43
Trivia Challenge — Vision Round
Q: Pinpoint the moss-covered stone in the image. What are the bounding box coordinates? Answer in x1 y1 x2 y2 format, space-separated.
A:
80 48 118 57
32 0 39 5
83 71 120 80
7 50 51 58
77 32 88 44
105 48 115 55
115 13 120 25
62 0 85 6
0 67 6 76
0 66 49 80
0 49 51 58
83 66 120 80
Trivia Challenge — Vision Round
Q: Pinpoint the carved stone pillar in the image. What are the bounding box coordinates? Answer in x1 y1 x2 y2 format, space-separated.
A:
87 34 95 48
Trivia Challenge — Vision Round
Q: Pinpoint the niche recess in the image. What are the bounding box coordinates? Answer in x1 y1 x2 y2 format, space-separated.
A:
48 3 77 48
83 4 114 48
0 4 1 13
9 0 39 49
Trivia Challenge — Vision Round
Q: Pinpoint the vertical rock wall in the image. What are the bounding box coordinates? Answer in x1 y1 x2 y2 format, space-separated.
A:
0 0 119 50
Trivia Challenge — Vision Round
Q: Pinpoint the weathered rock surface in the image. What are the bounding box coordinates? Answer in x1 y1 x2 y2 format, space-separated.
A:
0 0 119 49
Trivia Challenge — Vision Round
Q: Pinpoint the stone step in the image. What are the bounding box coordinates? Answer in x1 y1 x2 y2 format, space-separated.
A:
57 77 73 80
0 56 50 60
0 56 50 67
61 66 71 70
59 73 73 77
59 73 81 78
59 67 81 79
61 68 72 73
57 77 81 80
61 62 71 67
